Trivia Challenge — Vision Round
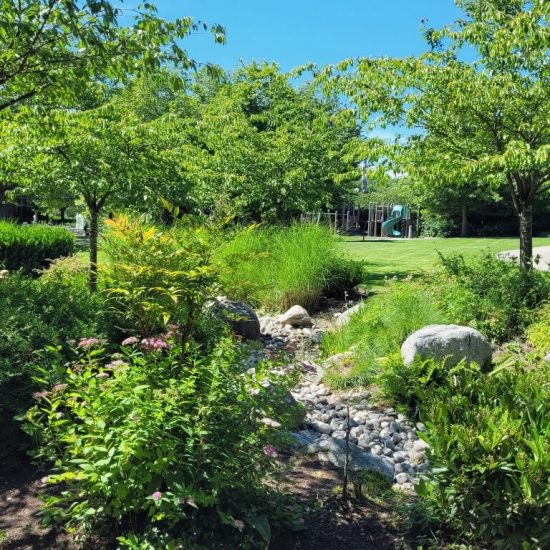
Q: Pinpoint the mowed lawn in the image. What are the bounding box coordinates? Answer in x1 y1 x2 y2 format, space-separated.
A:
341 236 550 287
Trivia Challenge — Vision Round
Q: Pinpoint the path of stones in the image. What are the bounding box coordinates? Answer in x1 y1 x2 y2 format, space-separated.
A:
256 308 430 492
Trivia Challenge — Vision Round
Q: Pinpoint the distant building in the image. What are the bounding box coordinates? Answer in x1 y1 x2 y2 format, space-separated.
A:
0 185 34 222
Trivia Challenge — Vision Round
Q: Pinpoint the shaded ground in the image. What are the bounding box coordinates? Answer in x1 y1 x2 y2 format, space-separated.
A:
271 456 408 550
0 460 73 550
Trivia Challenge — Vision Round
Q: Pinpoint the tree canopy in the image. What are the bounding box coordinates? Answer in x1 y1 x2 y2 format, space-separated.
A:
321 0 550 269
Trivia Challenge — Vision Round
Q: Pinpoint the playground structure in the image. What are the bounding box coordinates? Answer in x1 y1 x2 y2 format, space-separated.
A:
301 202 416 238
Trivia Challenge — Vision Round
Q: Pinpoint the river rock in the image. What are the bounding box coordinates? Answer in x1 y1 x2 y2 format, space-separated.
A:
401 324 491 369
336 303 364 326
278 305 312 327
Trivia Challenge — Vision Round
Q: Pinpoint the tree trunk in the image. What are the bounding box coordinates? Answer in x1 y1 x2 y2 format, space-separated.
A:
518 203 533 272
60 207 66 223
460 205 468 237
89 207 99 292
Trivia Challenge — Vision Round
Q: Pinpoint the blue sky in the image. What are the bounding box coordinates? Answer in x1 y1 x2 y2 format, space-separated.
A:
149 1 463 71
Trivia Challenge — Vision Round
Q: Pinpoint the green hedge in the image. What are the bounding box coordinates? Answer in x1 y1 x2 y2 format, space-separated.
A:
0 221 75 273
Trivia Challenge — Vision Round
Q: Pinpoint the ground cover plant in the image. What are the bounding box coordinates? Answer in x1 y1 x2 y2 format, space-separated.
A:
0 221 75 274
216 223 364 311
409 361 550 550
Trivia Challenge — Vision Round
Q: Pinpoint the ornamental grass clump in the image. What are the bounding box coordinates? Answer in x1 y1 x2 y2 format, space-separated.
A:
216 223 364 312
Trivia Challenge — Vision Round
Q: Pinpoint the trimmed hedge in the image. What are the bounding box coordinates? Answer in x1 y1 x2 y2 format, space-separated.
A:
0 221 75 274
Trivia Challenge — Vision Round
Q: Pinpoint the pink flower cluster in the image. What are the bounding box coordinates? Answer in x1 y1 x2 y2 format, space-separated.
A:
78 338 100 349
140 337 171 352
121 336 139 346
263 444 278 458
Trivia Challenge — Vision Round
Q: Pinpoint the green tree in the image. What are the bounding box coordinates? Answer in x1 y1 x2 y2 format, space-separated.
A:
322 0 550 269
184 63 360 223
0 0 224 112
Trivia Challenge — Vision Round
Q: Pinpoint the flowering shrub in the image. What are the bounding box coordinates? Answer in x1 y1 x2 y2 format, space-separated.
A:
102 214 218 339
24 337 301 547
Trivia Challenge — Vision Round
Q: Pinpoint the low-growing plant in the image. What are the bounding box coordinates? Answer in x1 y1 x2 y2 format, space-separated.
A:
24 337 300 548
434 253 550 342
322 280 446 388
526 303 550 356
216 223 364 311
0 221 75 274
411 362 550 549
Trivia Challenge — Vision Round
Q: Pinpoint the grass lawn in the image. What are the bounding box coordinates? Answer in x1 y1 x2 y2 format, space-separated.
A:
342 236 550 287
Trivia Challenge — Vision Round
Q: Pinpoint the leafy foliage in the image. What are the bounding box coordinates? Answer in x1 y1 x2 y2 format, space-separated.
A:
434 253 550 341
0 269 103 414
24 338 300 547
0 221 74 273
412 362 550 549
102 214 218 339
0 0 224 112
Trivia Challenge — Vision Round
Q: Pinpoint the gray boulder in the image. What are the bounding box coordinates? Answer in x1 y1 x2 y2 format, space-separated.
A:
401 324 491 369
315 436 395 480
211 297 261 340
278 305 312 327
336 303 364 326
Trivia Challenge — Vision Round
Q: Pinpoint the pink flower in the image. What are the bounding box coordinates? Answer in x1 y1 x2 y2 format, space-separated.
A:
140 337 171 352
33 390 50 400
151 491 162 502
234 519 245 531
96 372 109 379
121 336 139 346
40 476 49 485
78 338 100 348
263 444 278 458
52 384 67 393
105 360 126 370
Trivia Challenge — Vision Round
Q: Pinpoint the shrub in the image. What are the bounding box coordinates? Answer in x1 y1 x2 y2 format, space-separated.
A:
216 223 364 311
0 221 75 274
434 253 550 341
412 362 550 549
526 303 550 355
420 213 457 237
102 215 218 339
0 271 104 415
24 338 300 548
322 280 446 388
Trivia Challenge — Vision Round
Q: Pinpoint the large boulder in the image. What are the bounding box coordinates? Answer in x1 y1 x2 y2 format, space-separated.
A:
401 324 491 369
211 297 261 340
278 305 312 327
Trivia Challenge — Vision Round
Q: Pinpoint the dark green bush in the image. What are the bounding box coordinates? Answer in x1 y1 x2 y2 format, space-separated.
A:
0 221 75 274
420 213 457 237
0 269 104 414
412 363 550 549
434 253 550 342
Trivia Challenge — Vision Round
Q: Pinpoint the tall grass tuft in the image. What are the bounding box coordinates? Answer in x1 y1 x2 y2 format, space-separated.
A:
322 280 446 388
216 223 364 312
